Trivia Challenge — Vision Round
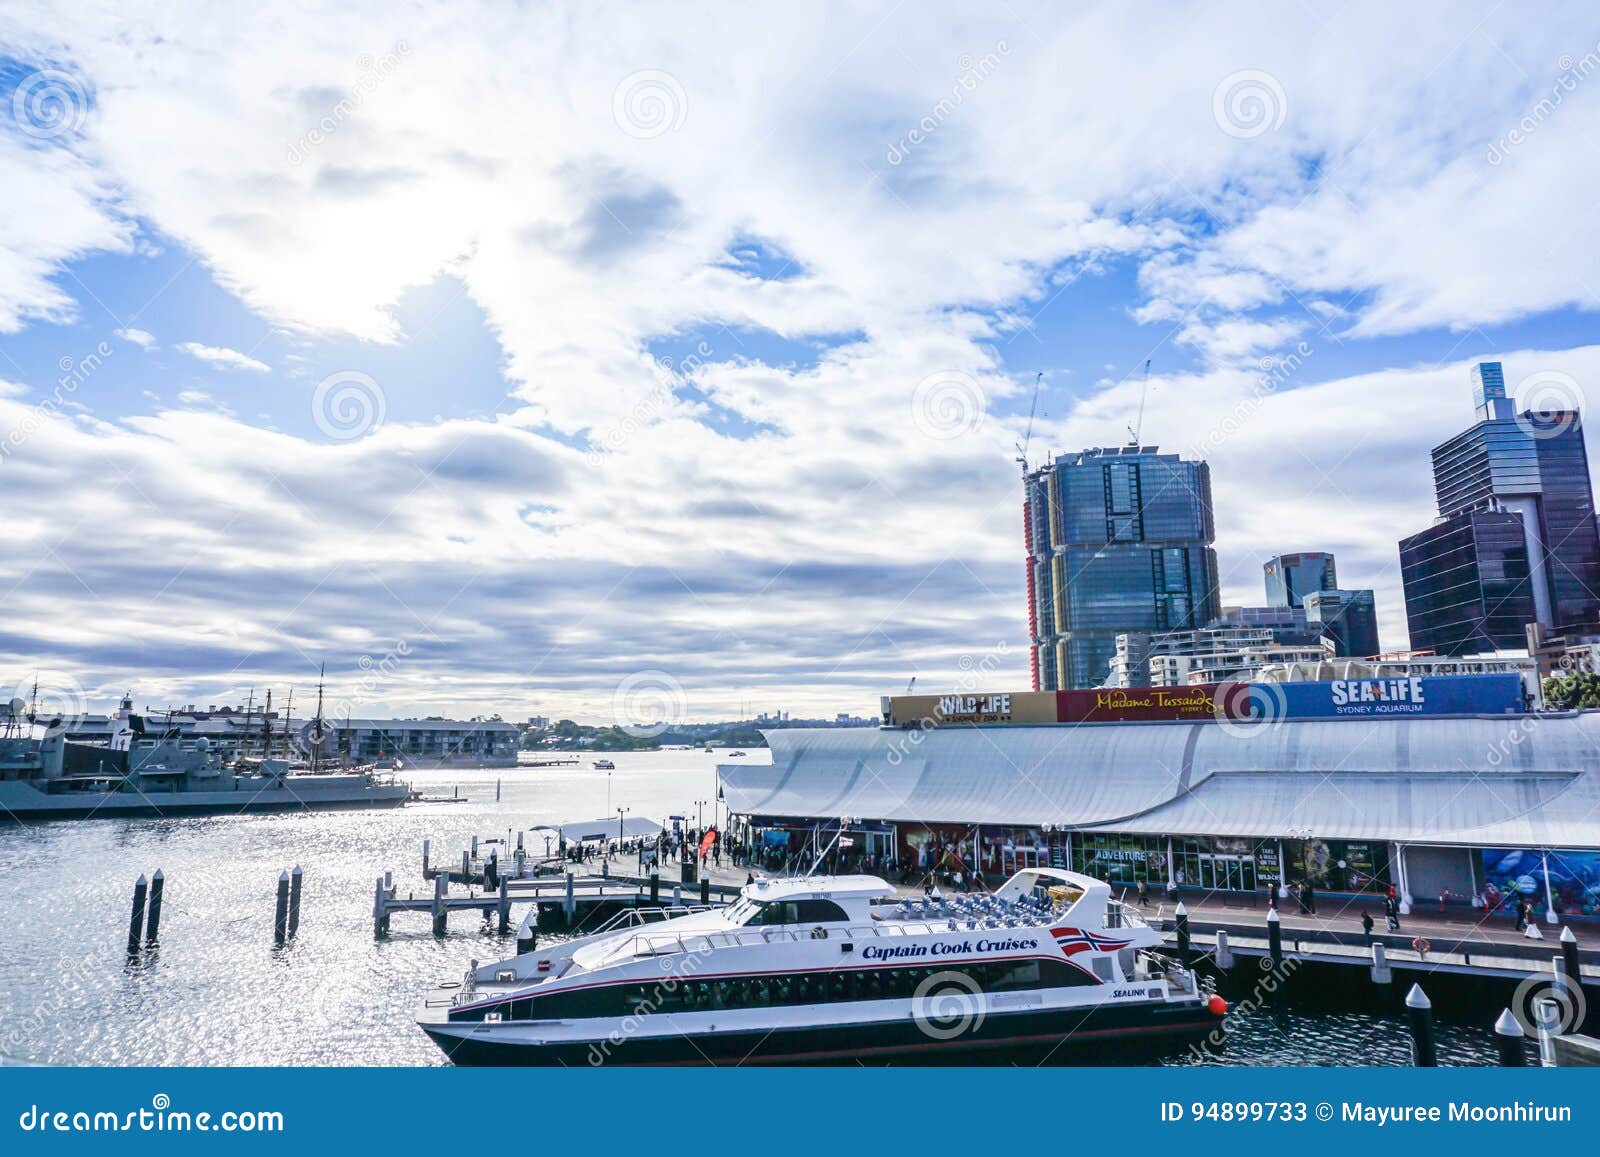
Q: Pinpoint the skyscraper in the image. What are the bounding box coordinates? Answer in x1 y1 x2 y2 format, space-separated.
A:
1399 362 1600 655
1025 446 1220 690
1263 552 1338 608
1303 588 1381 658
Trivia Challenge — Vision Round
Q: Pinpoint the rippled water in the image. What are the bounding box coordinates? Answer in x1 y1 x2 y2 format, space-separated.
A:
0 751 1497 1066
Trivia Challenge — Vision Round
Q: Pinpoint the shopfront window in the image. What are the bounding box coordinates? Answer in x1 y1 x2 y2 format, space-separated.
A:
1283 838 1390 893
1071 833 1168 885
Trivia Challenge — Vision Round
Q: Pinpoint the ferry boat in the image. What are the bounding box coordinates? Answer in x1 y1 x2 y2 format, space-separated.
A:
592 758 616 770
417 867 1224 1065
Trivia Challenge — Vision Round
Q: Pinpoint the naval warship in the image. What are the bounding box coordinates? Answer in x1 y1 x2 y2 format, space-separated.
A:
0 693 412 821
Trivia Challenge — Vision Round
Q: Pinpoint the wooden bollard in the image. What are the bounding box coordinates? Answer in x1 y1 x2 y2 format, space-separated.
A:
273 870 290 946
1267 907 1283 968
497 875 511 935
649 868 660 906
287 866 303 938
127 874 148 956
422 838 430 877
1214 929 1233 969
563 872 576 923
461 849 471 880
145 869 165 945
1494 1008 1527 1066
471 834 479 858
1174 902 1190 966
432 873 448 936
700 876 711 906
673 883 682 908
516 909 537 954
1406 983 1437 1067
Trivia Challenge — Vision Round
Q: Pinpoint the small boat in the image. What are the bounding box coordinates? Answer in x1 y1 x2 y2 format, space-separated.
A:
727 750 748 757
592 758 615 770
417 867 1224 1066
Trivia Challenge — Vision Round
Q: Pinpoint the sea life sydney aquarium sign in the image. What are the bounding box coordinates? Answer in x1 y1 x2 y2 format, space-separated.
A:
884 674 1524 728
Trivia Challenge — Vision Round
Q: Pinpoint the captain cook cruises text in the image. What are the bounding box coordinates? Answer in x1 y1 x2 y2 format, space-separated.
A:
17 1094 284 1135
1159 1101 1575 1126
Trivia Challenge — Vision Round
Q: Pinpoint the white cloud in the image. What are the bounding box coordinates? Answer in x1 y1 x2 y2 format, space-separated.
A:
176 342 270 373
0 4 1597 713
114 326 156 348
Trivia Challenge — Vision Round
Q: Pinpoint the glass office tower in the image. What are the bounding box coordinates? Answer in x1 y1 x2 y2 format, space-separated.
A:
1303 588 1381 657
1399 362 1600 654
1263 552 1338 608
1025 446 1220 689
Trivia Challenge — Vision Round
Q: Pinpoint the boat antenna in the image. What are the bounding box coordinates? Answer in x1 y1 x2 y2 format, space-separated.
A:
311 662 325 775
1013 372 1042 477
260 688 273 759
1126 359 1151 446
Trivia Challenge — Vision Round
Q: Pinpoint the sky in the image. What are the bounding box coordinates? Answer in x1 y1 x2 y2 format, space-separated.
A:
2 2 1600 726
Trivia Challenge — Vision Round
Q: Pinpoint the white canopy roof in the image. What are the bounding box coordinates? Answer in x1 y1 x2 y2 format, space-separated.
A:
717 714 1600 849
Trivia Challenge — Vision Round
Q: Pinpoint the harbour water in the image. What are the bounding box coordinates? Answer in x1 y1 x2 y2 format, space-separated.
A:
0 750 1496 1066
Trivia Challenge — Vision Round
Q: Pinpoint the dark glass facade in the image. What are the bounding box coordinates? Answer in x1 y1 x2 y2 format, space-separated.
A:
1304 588 1381 657
1026 447 1220 689
1400 364 1600 650
1263 552 1337 608
1399 511 1535 654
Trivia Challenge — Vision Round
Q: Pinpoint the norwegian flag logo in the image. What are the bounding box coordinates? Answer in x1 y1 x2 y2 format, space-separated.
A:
1051 925 1131 958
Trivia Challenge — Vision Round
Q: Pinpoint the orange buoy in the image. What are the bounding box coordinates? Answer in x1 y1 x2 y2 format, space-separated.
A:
1207 994 1228 1016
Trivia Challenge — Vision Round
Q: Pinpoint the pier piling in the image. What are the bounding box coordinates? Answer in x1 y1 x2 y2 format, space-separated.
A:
144 869 164 945
461 850 471 880
673 884 682 908
1266 907 1283 968
701 876 710 906
1214 929 1233 970
273 870 290 946
496 778 501 802
288 866 303 938
563 872 576 924
432 873 448 936
1405 983 1437 1067
1174 902 1190 966
649 868 660 906
1559 926 1585 1029
1494 1008 1527 1066
373 876 389 938
1371 942 1392 985
127 874 148 956
497 876 511 935
516 908 537 954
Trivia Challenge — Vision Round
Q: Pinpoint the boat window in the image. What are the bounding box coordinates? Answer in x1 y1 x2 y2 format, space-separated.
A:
747 898 851 926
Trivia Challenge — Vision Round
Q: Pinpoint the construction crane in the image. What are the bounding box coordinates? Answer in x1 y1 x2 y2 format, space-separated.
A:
1126 359 1152 447
1014 372 1043 477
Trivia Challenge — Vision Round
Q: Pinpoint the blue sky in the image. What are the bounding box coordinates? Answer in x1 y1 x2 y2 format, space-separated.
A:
3 3 1600 723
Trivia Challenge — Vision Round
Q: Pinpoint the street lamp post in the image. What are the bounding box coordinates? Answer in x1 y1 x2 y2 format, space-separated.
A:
617 806 629 851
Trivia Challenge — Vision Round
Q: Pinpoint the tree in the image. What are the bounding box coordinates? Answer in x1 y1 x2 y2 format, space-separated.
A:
1543 672 1600 710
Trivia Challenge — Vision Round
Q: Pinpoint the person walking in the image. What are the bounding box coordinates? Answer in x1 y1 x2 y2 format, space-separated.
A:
1385 892 1401 932
1137 879 1149 908
1361 910 1374 943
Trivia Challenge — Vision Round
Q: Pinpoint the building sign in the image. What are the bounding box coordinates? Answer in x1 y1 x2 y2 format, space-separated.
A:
882 673 1523 728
